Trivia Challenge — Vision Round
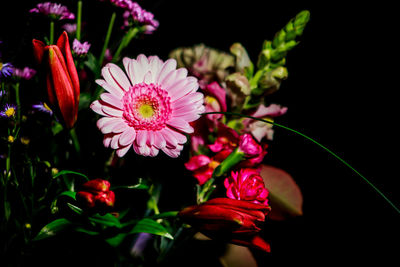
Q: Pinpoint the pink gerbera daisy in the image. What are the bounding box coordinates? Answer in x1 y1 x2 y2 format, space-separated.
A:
91 54 205 158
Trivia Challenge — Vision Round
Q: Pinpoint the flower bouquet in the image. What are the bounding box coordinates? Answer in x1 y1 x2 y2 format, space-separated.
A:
1 1 399 266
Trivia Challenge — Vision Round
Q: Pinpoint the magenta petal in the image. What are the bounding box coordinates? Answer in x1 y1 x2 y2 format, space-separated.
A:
185 155 211 171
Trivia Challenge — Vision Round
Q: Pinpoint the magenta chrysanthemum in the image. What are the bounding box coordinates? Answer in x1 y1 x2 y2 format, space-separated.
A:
30 2 75 20
91 54 205 158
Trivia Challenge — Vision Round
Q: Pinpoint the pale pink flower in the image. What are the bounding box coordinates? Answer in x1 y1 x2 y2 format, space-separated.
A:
91 54 205 158
242 104 288 142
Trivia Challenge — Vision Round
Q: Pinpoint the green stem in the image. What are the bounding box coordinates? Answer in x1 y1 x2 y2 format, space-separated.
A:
69 128 81 156
112 27 140 63
76 1 82 41
14 82 21 123
98 12 116 75
49 21 54 44
202 111 400 214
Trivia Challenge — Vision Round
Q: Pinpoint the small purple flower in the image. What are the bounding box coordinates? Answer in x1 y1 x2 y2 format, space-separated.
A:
0 62 13 79
72 39 91 56
32 102 53 116
12 67 36 80
0 104 17 118
30 2 75 20
120 2 159 34
62 23 77 34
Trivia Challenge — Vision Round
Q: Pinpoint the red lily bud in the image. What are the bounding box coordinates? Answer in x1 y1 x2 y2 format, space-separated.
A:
94 190 115 208
32 31 80 128
76 191 96 209
178 198 271 252
76 179 115 213
82 178 111 194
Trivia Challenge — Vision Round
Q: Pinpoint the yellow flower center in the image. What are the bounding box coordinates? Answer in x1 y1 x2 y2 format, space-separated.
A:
0 62 3 70
5 107 16 117
138 104 155 118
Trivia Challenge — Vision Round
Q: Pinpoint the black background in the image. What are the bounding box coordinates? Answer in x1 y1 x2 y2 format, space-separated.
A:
1 0 399 266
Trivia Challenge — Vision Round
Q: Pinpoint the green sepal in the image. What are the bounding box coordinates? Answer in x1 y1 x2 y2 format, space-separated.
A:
130 218 173 240
212 148 245 178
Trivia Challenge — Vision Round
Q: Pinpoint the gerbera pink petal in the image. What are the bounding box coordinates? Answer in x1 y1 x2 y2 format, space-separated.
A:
97 117 116 131
131 59 145 84
111 120 128 133
170 81 199 101
119 127 136 146
156 59 177 84
103 134 113 147
95 79 125 99
102 105 124 117
111 134 121 149
116 145 131 157
135 130 147 147
90 100 107 116
100 93 123 109
167 117 194 133
102 64 129 92
92 54 204 158
153 131 166 149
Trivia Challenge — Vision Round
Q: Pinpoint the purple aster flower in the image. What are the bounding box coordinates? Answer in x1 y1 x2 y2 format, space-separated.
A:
12 67 36 80
0 62 13 79
122 2 159 34
32 102 53 116
62 23 77 34
30 2 75 20
72 39 91 56
0 104 17 118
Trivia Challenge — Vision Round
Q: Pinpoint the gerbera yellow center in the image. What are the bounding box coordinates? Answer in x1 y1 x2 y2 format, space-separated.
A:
138 104 155 118
5 107 16 117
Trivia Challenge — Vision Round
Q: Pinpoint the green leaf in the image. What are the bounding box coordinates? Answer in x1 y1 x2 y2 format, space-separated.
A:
66 203 83 215
106 233 127 247
130 218 173 240
58 191 77 200
51 121 64 136
75 227 100 236
260 164 303 220
89 213 121 228
53 170 89 181
34 218 73 241
84 52 98 73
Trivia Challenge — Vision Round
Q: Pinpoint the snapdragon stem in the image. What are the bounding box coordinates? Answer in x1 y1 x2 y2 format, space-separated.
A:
69 128 81 156
49 21 54 44
112 27 140 62
76 1 82 41
97 12 116 75
202 111 400 214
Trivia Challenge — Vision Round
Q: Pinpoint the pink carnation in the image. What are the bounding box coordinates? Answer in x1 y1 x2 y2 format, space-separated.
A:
91 54 205 158
224 168 269 205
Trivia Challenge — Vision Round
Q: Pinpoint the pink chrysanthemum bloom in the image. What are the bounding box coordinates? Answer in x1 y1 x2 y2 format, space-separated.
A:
30 2 75 20
91 54 205 158
72 39 91 56
13 67 36 80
